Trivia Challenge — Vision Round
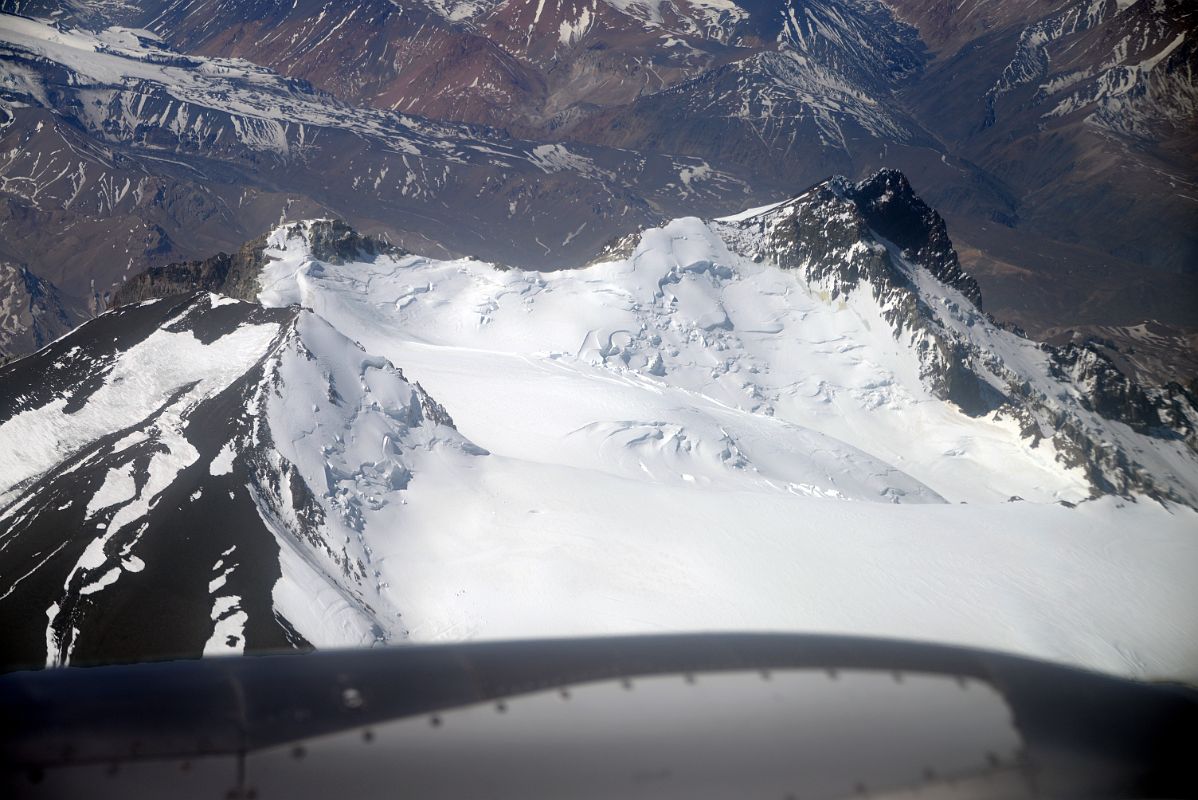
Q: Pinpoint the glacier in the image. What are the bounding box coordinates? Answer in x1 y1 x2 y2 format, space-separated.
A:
1 184 1196 681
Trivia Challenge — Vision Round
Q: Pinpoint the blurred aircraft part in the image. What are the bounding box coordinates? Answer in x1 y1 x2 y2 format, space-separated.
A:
2 634 1195 799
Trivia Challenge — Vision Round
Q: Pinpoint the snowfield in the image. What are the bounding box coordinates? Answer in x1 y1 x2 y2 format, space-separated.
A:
0 201 1194 678
247 217 1198 681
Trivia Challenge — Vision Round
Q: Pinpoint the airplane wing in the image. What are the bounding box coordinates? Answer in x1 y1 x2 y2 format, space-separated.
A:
2 634 1195 799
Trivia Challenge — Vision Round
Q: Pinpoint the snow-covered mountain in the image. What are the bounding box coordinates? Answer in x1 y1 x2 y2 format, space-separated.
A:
0 290 479 666
981 0 1195 136
2 172 1195 680
896 0 1197 271
121 0 1197 302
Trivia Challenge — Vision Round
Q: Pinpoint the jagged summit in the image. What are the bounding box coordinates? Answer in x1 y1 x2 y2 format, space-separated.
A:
842 170 983 309
263 219 405 266
719 170 983 306
271 219 405 265
715 172 1196 503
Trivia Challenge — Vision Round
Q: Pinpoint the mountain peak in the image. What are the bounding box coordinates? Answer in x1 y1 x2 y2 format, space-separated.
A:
844 170 983 309
713 177 1196 504
718 170 981 310
0 290 480 667
266 219 405 266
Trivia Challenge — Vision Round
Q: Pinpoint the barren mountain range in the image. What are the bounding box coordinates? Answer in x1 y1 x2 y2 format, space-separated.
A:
0 0 1195 384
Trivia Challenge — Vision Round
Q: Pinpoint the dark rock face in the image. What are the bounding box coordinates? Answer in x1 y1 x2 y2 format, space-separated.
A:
0 295 301 670
719 172 999 417
0 262 81 361
720 172 976 323
415 384 457 430
110 245 266 307
845 170 982 308
934 339 1008 417
1049 343 1195 445
278 219 404 266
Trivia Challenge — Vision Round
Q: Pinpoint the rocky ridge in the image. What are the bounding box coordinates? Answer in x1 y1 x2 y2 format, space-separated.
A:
715 170 1198 504
0 291 476 668
0 262 80 362
112 220 404 306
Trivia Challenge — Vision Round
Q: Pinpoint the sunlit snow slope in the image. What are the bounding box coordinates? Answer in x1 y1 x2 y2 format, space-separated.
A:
248 189 1196 679
1 173 1195 680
